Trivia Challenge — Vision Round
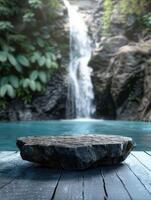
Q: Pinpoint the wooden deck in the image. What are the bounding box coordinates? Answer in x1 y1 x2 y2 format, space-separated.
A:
0 151 151 200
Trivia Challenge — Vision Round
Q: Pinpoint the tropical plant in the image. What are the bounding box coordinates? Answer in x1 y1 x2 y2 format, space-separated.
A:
142 12 151 32
102 0 113 35
0 0 59 100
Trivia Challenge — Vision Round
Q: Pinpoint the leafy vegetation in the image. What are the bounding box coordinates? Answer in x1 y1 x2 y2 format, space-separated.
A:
102 0 151 35
102 0 113 35
119 0 148 15
141 12 151 33
0 0 59 101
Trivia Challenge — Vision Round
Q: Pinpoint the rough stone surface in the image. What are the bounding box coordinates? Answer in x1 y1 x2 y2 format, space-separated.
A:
89 0 145 44
1 0 151 122
87 0 151 121
90 40 151 121
17 135 134 170
0 68 67 121
89 36 129 119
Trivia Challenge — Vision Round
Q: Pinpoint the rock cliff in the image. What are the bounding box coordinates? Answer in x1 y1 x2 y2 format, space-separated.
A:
1 0 151 121
90 39 151 121
88 0 151 121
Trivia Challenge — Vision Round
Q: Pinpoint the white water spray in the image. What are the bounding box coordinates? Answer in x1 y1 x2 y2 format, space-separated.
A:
64 0 95 118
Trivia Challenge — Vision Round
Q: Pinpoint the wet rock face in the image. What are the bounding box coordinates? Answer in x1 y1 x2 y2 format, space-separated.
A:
32 69 68 120
0 0 151 122
88 0 151 121
17 135 134 170
0 68 67 121
89 0 144 44
90 36 129 119
90 39 151 121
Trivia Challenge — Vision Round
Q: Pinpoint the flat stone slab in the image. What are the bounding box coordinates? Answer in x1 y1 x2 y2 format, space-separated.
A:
17 135 134 170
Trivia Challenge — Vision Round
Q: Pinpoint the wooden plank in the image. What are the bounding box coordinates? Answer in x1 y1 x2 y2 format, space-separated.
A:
145 151 151 156
0 152 31 173
83 168 105 200
0 151 151 200
115 164 151 200
0 167 61 200
0 152 32 188
0 151 20 162
0 151 17 160
101 166 131 200
132 151 151 171
125 154 151 194
53 171 83 200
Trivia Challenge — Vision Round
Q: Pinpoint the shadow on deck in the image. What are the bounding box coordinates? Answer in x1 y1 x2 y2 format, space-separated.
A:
0 151 151 200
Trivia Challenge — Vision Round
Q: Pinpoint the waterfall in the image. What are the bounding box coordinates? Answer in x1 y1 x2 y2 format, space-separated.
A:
64 0 95 119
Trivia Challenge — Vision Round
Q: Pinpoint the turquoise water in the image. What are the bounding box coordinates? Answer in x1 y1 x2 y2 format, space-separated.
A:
0 120 151 151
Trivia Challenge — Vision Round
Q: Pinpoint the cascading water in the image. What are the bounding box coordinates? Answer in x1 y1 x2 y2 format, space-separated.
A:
64 0 95 119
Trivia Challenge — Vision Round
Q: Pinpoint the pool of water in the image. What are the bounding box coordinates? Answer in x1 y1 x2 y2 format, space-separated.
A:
0 119 151 151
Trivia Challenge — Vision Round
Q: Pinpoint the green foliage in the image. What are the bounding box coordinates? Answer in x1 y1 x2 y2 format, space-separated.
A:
0 21 13 31
0 99 6 109
102 0 151 35
0 84 15 98
102 0 113 35
119 0 149 15
0 0 59 101
142 12 151 31
16 89 33 103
